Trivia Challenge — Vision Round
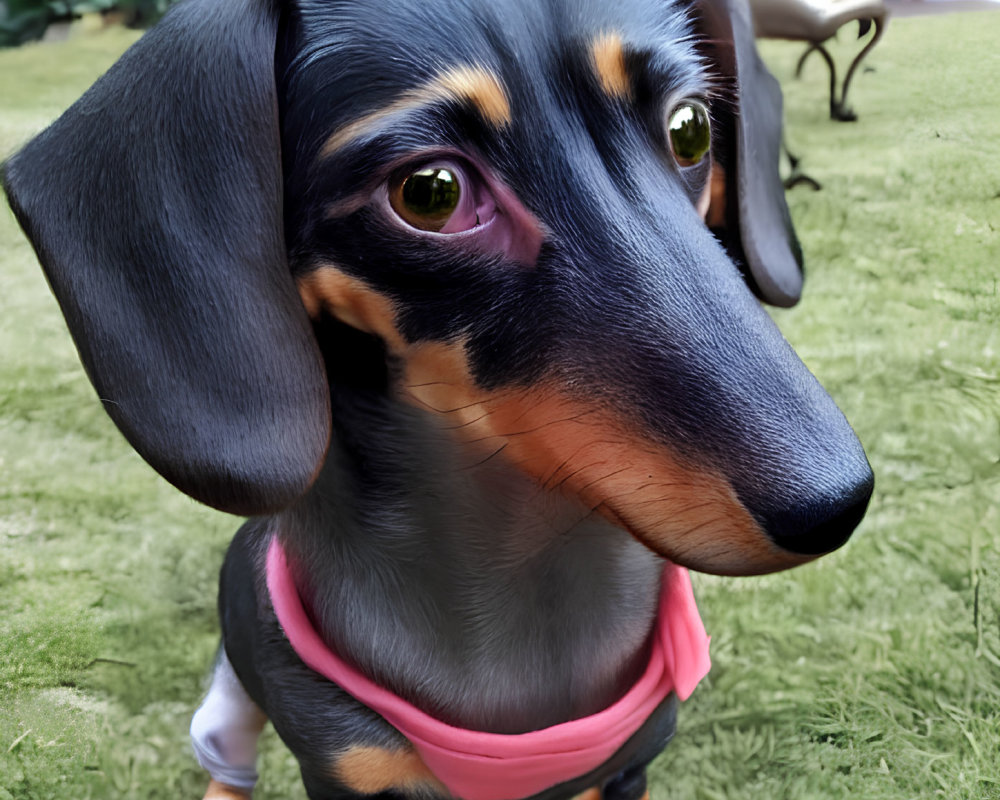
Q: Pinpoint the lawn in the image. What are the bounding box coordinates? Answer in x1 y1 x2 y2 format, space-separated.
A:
1 11 998 800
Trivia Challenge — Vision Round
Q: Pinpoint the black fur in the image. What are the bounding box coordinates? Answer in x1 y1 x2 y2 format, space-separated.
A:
4 0 330 515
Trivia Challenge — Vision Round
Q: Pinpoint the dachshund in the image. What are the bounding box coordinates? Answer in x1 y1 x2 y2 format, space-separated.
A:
3 0 874 797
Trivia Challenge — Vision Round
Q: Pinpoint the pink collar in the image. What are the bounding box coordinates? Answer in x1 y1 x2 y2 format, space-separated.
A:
266 538 710 800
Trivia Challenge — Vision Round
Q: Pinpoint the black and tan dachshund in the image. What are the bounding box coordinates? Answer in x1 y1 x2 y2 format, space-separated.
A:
3 0 874 797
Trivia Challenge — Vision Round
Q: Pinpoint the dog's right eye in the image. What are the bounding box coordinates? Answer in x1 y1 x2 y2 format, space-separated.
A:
389 162 496 234
394 167 461 231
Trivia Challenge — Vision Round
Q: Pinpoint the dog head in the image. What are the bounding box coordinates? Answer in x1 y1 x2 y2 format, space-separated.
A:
3 0 872 575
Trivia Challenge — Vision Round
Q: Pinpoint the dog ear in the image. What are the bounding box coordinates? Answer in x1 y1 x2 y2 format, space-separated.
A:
693 0 804 307
3 0 331 516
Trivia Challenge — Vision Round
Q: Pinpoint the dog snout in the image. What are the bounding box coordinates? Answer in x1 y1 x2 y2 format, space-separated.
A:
738 444 874 558
543 222 874 574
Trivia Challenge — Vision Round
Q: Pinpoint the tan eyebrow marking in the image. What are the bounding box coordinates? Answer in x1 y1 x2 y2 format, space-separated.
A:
591 32 631 99
320 64 511 159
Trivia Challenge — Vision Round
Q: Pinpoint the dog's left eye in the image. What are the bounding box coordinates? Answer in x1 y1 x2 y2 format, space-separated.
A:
667 101 711 167
389 162 496 234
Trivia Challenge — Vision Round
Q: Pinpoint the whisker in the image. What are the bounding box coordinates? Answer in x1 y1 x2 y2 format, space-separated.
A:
406 380 459 389
462 442 509 470
400 388 484 416
441 410 492 430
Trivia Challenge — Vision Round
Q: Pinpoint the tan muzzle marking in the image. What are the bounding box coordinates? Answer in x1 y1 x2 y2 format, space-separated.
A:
298 270 807 575
298 268 406 350
403 341 806 576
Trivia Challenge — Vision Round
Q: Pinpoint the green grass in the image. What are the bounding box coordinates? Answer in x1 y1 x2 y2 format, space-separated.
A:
1 13 998 800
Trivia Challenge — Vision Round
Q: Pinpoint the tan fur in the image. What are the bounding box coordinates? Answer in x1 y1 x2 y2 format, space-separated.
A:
332 745 447 794
592 33 631 99
321 64 510 158
202 780 251 800
436 65 511 127
705 160 727 228
297 268 405 350
402 341 806 576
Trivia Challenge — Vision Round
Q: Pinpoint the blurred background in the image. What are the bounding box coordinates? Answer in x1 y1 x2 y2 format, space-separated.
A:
1 0 169 46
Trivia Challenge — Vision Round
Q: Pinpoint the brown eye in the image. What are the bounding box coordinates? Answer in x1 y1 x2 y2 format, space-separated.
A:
391 166 461 232
667 101 711 167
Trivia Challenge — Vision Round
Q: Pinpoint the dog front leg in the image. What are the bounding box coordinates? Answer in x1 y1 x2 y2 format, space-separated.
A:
191 649 268 799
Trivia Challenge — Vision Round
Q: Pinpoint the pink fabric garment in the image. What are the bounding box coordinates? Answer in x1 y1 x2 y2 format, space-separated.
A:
266 537 710 800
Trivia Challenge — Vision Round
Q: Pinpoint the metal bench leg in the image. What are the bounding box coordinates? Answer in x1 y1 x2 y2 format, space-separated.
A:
835 16 886 121
796 16 886 122
796 43 841 121
782 139 822 191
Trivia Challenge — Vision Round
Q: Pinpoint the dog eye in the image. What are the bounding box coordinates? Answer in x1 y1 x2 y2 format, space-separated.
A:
392 166 461 231
667 101 711 167
388 162 497 235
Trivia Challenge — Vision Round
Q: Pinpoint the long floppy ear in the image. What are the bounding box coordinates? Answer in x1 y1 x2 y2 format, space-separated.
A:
3 0 331 516
694 0 804 307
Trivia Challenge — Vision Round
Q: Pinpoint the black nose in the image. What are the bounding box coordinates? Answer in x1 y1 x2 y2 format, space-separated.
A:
759 465 874 556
